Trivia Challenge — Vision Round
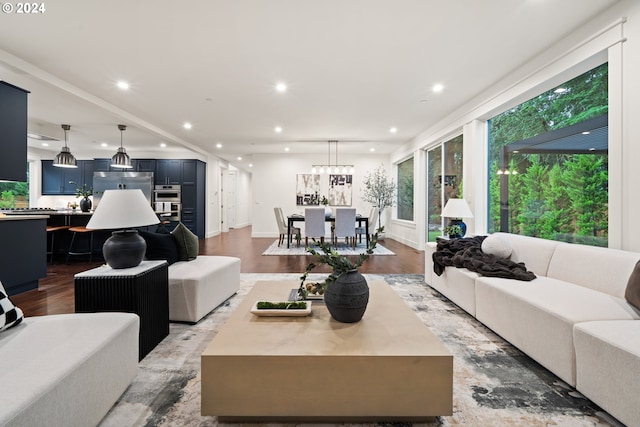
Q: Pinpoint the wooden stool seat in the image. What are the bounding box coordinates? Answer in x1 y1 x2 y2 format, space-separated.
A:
67 226 96 263
46 225 71 263
47 225 71 233
68 226 93 233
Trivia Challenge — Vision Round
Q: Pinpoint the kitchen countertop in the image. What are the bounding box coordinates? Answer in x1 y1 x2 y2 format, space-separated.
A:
0 214 50 221
0 210 94 216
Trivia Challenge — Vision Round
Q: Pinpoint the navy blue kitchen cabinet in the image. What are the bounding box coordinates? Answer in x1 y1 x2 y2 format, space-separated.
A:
41 160 92 195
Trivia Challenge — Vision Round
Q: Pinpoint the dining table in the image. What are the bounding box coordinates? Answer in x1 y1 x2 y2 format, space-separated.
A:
286 214 370 248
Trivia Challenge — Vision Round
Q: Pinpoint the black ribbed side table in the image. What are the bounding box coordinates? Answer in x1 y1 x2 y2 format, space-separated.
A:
74 260 169 361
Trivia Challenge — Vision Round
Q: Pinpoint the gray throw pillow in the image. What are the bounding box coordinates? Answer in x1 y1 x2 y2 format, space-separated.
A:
171 222 199 261
625 260 640 311
481 234 512 259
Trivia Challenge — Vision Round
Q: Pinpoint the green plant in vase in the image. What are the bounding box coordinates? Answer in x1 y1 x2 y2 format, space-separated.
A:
362 164 396 236
443 224 463 238
70 181 94 212
298 226 382 299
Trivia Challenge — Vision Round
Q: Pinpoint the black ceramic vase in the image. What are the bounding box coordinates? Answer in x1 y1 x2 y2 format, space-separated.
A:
79 197 92 212
324 269 369 323
103 230 147 269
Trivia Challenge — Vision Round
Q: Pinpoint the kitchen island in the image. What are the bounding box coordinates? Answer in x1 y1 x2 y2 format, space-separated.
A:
0 215 47 295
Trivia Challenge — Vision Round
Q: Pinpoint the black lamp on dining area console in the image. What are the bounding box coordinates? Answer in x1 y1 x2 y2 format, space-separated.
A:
86 189 160 269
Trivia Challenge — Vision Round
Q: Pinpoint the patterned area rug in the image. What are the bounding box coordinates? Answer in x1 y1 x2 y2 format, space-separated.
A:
99 274 623 427
261 240 395 255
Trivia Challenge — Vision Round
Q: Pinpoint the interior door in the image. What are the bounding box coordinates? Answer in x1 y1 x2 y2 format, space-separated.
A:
220 168 228 232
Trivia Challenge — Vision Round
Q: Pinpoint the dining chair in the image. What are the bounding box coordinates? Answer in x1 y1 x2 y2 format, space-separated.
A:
304 208 326 246
333 208 356 248
356 207 376 244
274 207 300 247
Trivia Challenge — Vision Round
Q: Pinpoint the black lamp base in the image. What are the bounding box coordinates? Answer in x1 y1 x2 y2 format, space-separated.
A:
103 230 147 269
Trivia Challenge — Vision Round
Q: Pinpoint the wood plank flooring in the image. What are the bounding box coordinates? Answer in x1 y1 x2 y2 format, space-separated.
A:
11 226 424 317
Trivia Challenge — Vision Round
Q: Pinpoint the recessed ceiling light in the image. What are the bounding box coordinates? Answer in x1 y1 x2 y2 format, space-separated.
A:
284 147 290 152
554 87 567 93
216 143 223 148
274 126 283 133
116 81 130 90
370 148 376 152
160 143 167 148
389 127 397 133
275 82 287 92
249 163 253 168
41 142 49 147
237 156 242 161
432 83 444 93
183 122 192 130
101 143 108 147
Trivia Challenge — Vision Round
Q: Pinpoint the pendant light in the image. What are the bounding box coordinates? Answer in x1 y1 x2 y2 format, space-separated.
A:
311 140 354 174
53 124 78 168
111 124 132 169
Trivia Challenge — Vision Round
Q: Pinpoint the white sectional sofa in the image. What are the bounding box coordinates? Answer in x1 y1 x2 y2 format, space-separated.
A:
168 255 241 323
0 311 139 427
425 232 640 427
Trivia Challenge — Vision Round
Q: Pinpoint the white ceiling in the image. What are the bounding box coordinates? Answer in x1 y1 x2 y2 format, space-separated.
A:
0 0 619 170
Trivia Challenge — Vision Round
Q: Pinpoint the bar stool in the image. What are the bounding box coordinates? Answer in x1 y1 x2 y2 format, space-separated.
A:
66 226 95 263
46 225 70 263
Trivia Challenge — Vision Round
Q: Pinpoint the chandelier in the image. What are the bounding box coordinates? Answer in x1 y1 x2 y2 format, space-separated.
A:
312 140 354 174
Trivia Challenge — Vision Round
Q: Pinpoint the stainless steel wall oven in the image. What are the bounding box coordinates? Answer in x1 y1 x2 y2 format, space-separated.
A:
154 185 181 221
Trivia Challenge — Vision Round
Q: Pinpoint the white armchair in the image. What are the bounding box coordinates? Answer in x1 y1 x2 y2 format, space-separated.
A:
274 207 300 247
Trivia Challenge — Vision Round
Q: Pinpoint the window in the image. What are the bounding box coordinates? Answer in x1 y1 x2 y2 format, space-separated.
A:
0 164 29 208
426 135 463 241
488 63 608 246
397 157 414 221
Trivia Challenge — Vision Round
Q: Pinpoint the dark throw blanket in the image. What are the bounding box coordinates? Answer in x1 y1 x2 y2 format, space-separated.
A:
433 236 536 281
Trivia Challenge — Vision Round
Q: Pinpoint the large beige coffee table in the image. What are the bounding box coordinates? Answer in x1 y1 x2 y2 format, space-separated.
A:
201 280 453 422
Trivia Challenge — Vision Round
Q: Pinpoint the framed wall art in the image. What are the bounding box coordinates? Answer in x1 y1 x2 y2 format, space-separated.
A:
296 174 321 205
328 174 352 206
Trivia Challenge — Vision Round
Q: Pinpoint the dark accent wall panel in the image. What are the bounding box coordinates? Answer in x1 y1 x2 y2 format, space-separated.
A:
0 81 29 182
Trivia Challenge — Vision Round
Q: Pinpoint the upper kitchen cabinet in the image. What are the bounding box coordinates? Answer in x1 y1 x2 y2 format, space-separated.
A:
155 159 182 185
41 160 92 195
133 159 156 173
0 82 29 182
93 158 156 173
93 158 112 172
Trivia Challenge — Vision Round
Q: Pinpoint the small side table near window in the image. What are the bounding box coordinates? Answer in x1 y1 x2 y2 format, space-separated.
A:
74 260 169 361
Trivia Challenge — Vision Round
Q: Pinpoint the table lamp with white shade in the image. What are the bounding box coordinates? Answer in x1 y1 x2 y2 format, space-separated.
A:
441 198 474 238
86 189 160 269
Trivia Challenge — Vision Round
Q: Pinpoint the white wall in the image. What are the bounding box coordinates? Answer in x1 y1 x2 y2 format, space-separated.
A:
251 153 390 238
387 0 640 252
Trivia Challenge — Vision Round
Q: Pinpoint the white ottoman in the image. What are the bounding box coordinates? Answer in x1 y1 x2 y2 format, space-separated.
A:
168 256 241 323
574 320 640 427
0 313 139 427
